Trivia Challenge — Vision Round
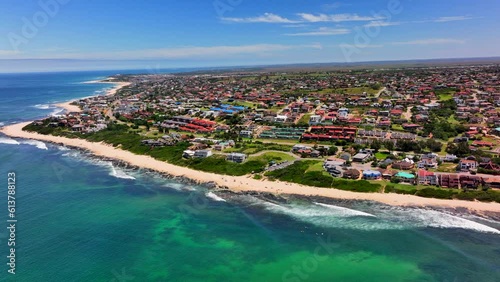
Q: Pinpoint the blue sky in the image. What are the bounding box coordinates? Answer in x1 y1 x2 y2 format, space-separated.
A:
0 0 499 72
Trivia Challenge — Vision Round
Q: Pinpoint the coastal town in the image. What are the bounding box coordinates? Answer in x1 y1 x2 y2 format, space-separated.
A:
20 64 500 202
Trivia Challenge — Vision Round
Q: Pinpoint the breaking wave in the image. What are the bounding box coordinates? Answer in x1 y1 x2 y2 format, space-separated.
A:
21 140 48 150
108 163 136 180
314 202 376 217
32 104 52 110
206 192 226 202
0 137 20 145
238 196 500 234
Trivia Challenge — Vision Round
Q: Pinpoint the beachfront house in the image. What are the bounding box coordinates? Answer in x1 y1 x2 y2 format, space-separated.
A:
394 171 416 184
226 153 247 163
182 150 195 158
417 169 437 185
194 150 212 158
343 169 361 180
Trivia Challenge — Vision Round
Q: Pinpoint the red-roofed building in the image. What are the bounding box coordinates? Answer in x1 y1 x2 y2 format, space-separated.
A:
417 169 437 185
472 140 493 147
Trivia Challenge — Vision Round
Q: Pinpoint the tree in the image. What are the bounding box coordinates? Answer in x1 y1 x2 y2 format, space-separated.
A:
327 146 339 156
384 140 395 152
370 140 382 152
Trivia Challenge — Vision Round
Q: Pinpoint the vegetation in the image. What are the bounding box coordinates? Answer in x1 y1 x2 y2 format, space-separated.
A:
265 161 381 192
224 141 293 154
23 121 500 203
434 87 457 101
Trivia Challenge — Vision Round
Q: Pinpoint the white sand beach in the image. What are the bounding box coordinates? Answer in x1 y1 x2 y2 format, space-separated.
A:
54 81 130 113
2 121 500 213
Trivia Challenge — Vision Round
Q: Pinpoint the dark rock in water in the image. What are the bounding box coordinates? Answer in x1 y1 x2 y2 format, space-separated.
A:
205 181 218 189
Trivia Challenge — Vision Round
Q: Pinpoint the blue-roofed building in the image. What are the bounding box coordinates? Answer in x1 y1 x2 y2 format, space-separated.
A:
362 170 381 180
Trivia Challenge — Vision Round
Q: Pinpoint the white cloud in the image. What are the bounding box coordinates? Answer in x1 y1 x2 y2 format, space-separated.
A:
282 24 309 28
298 13 385 22
339 44 383 48
364 21 401 28
433 16 477 22
10 44 322 60
391 38 465 45
221 13 298 23
285 27 350 36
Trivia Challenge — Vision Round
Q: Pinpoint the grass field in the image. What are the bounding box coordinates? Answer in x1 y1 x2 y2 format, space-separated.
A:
247 152 296 163
297 114 311 125
437 163 458 172
375 151 390 160
305 161 325 172
435 88 457 101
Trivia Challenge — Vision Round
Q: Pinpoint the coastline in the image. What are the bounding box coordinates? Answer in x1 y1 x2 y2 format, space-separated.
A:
54 81 131 113
2 121 500 213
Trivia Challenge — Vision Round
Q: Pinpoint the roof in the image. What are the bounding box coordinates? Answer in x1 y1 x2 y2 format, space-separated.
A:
363 170 381 176
418 169 435 177
395 172 415 179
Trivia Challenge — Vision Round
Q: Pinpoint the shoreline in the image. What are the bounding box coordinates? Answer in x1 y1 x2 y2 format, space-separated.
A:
2 121 500 213
54 81 131 113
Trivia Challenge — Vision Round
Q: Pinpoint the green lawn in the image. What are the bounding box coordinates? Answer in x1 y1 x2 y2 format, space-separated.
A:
391 124 404 131
305 161 325 172
247 152 296 163
375 151 390 160
297 114 311 125
434 88 457 101
437 163 458 172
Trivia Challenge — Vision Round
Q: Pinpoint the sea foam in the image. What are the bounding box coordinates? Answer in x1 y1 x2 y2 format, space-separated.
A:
21 140 48 150
32 104 52 110
240 196 500 234
0 137 20 145
108 162 136 180
206 192 226 202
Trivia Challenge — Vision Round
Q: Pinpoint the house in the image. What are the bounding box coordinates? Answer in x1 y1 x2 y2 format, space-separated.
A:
343 169 361 179
324 158 345 168
182 150 195 158
339 152 351 162
362 170 381 180
309 115 322 124
274 115 288 123
417 158 438 169
226 153 247 163
443 154 458 162
472 140 493 148
417 169 437 185
194 150 212 158
379 158 394 167
338 108 349 118
438 174 460 188
353 152 372 163
239 130 253 138
394 171 416 184
377 169 396 180
479 161 500 171
458 159 478 171
392 161 414 170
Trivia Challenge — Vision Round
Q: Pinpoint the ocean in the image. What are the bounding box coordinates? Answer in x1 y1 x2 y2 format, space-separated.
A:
0 71 500 281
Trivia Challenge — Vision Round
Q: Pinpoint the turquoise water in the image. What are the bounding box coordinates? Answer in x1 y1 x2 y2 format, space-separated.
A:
0 72 500 281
